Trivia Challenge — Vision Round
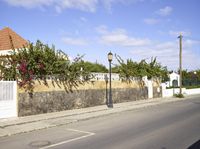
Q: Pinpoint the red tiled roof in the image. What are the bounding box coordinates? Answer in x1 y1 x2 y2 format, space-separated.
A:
0 27 28 51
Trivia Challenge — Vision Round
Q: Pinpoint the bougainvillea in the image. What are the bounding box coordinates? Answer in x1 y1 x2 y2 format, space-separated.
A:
0 40 91 94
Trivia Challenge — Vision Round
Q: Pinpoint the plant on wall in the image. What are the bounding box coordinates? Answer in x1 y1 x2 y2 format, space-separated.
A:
115 55 169 84
0 40 91 94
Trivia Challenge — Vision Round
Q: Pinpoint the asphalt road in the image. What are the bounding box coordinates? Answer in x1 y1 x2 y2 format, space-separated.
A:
0 96 200 149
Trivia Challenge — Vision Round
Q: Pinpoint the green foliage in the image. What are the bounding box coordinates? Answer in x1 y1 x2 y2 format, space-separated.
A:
115 55 169 83
185 85 200 89
81 61 108 73
174 93 184 98
182 69 200 80
182 69 200 87
111 65 120 73
196 70 200 80
166 86 179 89
0 40 90 93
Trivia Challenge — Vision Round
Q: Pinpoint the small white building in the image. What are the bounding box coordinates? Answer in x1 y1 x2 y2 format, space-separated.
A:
166 72 180 87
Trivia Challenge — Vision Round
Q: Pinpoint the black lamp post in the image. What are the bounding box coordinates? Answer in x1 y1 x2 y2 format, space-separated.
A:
107 52 113 108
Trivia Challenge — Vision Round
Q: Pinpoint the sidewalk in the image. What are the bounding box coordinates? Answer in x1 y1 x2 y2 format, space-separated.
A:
0 96 196 138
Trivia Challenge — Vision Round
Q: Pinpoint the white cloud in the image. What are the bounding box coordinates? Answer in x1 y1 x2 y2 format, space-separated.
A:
3 0 52 9
57 0 98 13
143 18 159 25
156 6 173 16
155 41 177 49
130 42 178 61
184 39 200 49
80 17 87 22
3 0 98 12
62 37 88 45
101 34 151 46
3 0 144 13
169 30 191 37
101 0 143 12
95 25 108 34
101 0 121 11
96 26 151 46
143 6 172 25
130 39 200 70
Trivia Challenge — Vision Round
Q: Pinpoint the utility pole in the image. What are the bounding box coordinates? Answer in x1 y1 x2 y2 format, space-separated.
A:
178 33 183 95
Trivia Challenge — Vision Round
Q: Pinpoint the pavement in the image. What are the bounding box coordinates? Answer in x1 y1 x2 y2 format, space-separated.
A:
0 95 198 138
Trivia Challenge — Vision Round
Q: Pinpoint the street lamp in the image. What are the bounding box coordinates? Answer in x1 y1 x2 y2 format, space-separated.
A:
194 71 197 86
107 52 113 108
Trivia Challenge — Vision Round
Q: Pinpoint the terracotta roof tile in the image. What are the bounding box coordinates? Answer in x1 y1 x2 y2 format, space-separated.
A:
0 27 28 51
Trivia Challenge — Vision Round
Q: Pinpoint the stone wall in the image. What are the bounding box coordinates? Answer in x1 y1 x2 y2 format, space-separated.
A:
153 86 162 98
18 87 148 116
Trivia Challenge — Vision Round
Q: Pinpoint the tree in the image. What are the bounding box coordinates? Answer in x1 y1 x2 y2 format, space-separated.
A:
196 70 200 80
112 65 120 73
181 69 200 86
115 55 141 82
115 55 169 83
0 40 90 93
81 61 108 73
147 57 169 82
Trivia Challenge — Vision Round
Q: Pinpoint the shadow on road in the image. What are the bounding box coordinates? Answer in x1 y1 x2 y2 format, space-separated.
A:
187 139 200 149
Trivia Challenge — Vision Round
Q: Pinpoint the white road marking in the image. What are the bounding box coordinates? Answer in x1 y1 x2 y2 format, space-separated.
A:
39 129 95 149
66 128 95 135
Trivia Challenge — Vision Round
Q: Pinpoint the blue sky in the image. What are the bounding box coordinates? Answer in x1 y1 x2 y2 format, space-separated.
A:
1 0 200 70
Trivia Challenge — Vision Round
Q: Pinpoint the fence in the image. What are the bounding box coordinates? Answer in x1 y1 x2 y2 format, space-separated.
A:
0 81 17 118
182 79 200 87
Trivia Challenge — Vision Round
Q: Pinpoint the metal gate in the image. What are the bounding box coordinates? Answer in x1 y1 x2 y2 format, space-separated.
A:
0 81 17 119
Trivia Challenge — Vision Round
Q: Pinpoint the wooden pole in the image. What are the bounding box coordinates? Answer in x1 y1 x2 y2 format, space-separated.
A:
178 33 183 95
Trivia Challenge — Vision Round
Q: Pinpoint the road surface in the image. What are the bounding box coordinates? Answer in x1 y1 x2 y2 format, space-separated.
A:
0 96 199 149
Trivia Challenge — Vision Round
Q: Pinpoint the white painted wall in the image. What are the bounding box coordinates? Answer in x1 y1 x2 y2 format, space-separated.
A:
91 73 120 81
0 49 13 56
185 88 200 95
161 83 200 97
162 88 186 97
0 81 18 119
147 80 153 98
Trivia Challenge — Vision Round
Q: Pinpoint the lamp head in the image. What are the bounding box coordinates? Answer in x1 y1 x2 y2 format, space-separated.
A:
108 52 113 62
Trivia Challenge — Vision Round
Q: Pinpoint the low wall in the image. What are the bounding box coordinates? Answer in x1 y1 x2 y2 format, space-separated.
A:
18 87 148 116
185 88 200 95
162 88 187 97
161 83 200 97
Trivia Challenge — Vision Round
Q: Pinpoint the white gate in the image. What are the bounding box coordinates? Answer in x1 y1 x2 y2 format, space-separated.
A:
0 81 17 119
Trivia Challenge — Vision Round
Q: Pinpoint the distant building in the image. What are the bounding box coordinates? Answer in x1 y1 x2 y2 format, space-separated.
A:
91 72 120 81
0 27 28 57
166 72 180 87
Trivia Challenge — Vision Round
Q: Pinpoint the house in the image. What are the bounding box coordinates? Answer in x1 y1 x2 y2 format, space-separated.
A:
0 27 28 118
165 72 180 87
0 27 28 57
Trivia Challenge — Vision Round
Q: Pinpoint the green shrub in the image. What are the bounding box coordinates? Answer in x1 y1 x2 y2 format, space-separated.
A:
174 93 184 98
185 85 200 89
166 86 179 89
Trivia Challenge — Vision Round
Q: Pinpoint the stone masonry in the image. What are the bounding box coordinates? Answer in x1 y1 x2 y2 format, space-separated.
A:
18 87 148 116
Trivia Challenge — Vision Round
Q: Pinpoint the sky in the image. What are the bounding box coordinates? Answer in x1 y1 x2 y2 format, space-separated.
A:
1 0 200 71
